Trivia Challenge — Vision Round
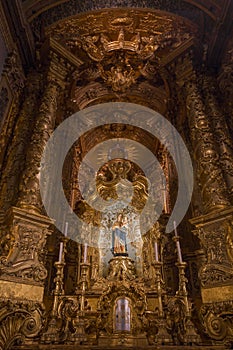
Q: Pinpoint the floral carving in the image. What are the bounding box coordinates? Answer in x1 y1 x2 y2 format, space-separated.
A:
3 50 25 93
0 207 52 284
185 76 230 212
192 213 233 288
0 298 45 350
200 301 233 344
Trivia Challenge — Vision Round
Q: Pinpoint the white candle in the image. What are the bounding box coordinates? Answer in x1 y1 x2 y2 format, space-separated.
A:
176 241 183 263
173 221 178 236
64 222 68 237
58 242 63 262
84 243 88 263
173 221 182 263
154 241 159 262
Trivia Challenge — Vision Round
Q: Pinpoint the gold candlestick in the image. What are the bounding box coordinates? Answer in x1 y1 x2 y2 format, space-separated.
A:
176 261 190 317
52 261 65 315
41 236 68 343
41 260 65 343
153 261 164 317
78 262 90 313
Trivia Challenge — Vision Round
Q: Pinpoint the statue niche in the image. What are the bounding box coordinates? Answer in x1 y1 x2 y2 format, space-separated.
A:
95 158 148 277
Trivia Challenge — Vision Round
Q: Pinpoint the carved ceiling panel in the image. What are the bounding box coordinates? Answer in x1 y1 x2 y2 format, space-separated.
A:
44 9 197 107
47 9 197 51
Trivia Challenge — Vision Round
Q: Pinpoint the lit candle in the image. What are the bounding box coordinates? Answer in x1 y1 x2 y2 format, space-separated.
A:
173 221 182 263
83 243 88 263
64 222 68 237
58 242 63 262
154 241 159 262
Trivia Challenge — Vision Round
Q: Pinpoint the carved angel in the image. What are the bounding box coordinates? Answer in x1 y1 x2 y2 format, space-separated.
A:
140 35 159 59
82 35 103 61
99 64 140 92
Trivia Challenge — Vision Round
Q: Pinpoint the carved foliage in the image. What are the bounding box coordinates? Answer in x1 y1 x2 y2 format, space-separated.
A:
3 50 25 93
17 57 68 210
0 298 44 350
0 210 52 284
186 77 230 212
202 75 233 198
195 220 233 287
200 301 233 343
0 71 42 212
166 296 187 344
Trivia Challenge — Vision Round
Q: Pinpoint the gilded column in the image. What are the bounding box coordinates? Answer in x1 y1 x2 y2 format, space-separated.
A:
17 55 68 212
177 62 233 343
0 71 40 212
0 50 25 172
203 74 233 201
0 54 70 302
185 75 230 212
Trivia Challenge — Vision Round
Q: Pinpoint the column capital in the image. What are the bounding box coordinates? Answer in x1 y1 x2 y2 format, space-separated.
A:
46 51 72 90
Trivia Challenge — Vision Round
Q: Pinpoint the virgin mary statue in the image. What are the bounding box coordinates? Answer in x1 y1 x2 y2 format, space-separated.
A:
111 213 128 256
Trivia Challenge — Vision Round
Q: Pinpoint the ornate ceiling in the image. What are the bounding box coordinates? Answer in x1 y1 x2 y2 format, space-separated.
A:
0 0 232 71
44 8 197 113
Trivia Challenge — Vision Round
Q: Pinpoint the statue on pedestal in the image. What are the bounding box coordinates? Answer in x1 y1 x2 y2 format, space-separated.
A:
111 213 128 256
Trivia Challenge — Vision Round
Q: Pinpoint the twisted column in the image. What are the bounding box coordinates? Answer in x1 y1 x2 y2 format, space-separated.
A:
185 74 230 213
0 71 41 212
203 74 233 201
17 57 68 213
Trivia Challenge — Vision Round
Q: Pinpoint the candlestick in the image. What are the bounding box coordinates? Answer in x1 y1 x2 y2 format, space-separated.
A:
153 261 164 317
64 222 68 237
154 241 159 262
41 261 65 343
58 242 63 262
83 243 87 263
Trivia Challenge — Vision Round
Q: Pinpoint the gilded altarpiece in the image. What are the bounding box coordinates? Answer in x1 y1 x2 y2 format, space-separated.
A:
0 7 232 350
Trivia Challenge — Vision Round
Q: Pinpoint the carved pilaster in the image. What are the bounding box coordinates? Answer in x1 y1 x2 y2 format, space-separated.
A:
203 74 233 201
190 208 233 289
17 55 69 213
185 74 230 213
0 207 52 288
